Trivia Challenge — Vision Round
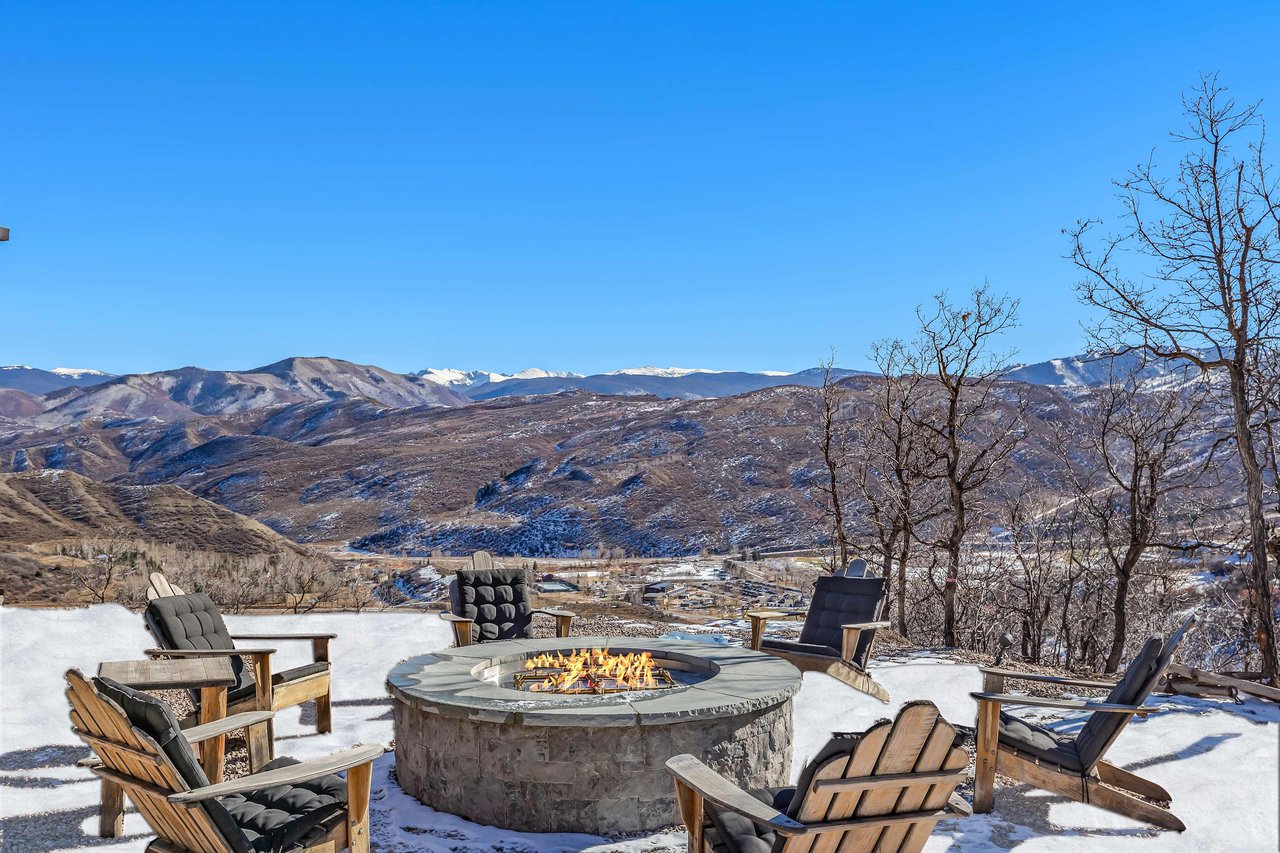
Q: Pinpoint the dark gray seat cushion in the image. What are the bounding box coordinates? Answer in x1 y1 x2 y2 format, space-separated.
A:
997 711 1083 772
1074 636 1163 768
450 568 532 643
219 756 348 852
145 593 254 699
227 662 330 706
997 636 1164 773
758 638 840 659
798 575 886 668
705 788 791 853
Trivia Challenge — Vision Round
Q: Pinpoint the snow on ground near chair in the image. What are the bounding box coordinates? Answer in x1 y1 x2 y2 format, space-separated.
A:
1 606 1276 852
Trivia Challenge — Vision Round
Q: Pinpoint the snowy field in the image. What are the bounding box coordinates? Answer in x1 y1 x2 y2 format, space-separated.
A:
1 606 1276 852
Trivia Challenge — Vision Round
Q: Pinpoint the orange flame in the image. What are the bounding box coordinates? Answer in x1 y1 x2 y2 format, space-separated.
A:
522 648 661 692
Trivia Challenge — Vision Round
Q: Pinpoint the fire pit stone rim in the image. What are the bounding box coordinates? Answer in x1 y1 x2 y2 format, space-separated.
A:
386 635 801 727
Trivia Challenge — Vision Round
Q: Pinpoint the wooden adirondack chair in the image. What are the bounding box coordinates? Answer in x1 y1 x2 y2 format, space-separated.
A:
971 615 1195 831
144 573 336 735
748 574 891 702
440 566 576 647
667 701 970 853
67 668 380 853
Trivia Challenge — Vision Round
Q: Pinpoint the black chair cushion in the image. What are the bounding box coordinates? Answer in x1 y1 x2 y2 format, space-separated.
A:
1074 636 1163 768
799 575 886 668
758 638 840 659
450 568 532 643
227 662 330 706
144 593 253 698
93 677 253 853
997 711 1083 772
219 756 348 852
705 788 792 853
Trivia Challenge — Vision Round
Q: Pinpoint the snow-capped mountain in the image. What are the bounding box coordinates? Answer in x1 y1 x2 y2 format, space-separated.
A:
49 368 112 379
1002 351 1201 390
415 367 583 391
602 366 787 378
0 365 117 395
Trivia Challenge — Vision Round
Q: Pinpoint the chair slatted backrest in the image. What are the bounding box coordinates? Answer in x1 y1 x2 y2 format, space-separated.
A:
65 670 234 853
147 572 186 601
783 702 967 853
471 550 495 570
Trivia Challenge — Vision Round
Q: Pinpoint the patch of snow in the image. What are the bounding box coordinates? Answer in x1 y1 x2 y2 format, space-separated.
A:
50 368 112 378
2 608 1275 851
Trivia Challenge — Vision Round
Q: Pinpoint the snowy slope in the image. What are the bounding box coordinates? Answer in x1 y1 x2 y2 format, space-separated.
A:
1 606 1275 852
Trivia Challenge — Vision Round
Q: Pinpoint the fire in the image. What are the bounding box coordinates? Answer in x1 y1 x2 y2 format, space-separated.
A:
518 648 671 694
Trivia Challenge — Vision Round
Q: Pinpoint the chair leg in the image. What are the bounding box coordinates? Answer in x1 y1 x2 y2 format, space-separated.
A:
829 661 891 703
99 777 124 837
1094 761 1172 803
973 699 1000 814
316 686 333 734
247 720 273 771
346 760 374 853
1085 778 1185 831
673 779 704 853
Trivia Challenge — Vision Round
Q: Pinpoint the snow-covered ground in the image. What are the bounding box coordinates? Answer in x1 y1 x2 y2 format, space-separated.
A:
1 606 1276 852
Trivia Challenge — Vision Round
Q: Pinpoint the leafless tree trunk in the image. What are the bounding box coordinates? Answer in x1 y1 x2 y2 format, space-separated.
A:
1069 75 1280 683
816 355 852 573
908 285 1024 647
1059 360 1218 671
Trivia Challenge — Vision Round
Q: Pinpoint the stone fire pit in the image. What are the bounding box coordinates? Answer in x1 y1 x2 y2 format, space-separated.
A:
387 636 801 834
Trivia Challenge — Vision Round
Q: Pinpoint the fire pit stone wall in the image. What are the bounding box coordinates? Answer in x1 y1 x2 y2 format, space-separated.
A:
387 636 802 835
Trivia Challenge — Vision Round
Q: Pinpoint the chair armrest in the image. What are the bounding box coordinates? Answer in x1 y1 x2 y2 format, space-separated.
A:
440 612 474 646
970 692 1160 715
746 610 803 620
181 710 276 744
146 648 277 658
841 621 891 631
169 744 385 804
666 754 805 836
532 608 577 618
229 633 337 641
979 666 1116 690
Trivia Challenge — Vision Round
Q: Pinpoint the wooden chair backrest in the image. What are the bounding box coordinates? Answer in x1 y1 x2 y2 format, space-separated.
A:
471 550 495 570
784 702 967 853
147 572 186 601
65 669 233 853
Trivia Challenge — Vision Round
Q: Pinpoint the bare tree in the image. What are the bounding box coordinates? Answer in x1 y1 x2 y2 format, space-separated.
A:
1061 362 1218 671
908 285 1024 647
67 530 136 604
815 353 852 572
1069 75 1280 682
853 339 939 635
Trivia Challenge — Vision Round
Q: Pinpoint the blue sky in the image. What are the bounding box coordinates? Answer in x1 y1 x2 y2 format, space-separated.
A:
4 2 1279 376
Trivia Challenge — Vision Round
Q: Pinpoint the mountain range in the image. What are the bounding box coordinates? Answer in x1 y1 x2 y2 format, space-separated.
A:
0 352 1199 429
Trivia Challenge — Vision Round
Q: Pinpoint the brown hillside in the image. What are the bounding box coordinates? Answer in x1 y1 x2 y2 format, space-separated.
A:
0 469 305 556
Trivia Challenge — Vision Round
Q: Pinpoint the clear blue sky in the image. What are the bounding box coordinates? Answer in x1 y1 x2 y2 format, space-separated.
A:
4 2 1278 376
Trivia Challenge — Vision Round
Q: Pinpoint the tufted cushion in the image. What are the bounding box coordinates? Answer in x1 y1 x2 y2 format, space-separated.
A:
705 788 792 853
144 593 253 699
450 568 532 643
998 711 1083 772
219 756 348 852
93 677 252 853
799 575 886 668
1074 636 1163 769
759 638 840 659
